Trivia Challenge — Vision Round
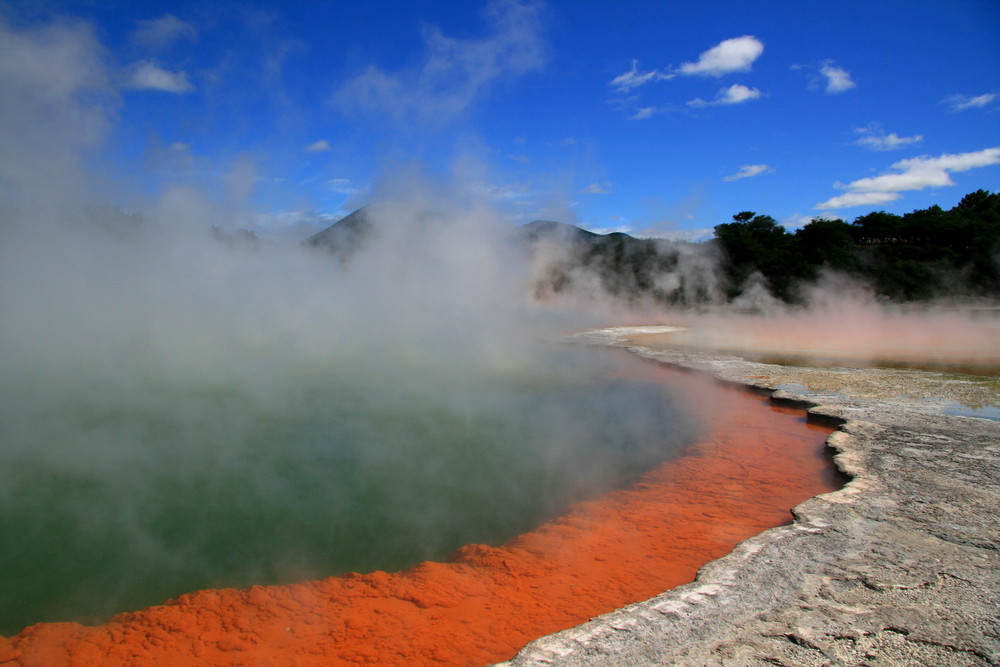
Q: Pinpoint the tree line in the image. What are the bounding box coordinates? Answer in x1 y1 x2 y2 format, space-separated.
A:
306 191 1000 306
712 189 1000 302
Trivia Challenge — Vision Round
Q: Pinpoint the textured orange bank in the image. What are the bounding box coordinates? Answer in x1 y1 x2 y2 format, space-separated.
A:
0 363 837 667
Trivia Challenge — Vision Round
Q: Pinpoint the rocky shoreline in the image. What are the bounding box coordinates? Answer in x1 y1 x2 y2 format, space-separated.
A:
498 331 1000 666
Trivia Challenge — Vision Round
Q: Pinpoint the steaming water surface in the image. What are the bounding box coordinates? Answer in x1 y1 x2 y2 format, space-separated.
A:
0 200 709 635
0 344 698 634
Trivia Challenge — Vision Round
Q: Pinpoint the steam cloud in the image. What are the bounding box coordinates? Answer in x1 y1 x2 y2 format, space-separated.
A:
0 133 708 631
0 14 702 632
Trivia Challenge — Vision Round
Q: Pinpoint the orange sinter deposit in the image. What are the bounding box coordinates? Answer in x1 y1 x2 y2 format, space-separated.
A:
0 359 839 667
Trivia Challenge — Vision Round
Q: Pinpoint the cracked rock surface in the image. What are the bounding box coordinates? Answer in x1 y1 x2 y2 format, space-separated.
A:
498 336 1000 667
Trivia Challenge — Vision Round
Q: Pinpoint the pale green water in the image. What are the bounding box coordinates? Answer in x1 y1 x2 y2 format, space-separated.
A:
0 347 697 634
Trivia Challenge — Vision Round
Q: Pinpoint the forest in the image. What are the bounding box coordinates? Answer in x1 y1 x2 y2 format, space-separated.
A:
712 189 1000 303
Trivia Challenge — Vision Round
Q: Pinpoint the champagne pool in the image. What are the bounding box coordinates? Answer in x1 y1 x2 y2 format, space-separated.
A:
0 343 700 635
0 345 841 667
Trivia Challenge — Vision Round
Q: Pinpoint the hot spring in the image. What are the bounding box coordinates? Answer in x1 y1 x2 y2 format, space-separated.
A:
0 201 708 635
0 341 699 634
0 202 838 663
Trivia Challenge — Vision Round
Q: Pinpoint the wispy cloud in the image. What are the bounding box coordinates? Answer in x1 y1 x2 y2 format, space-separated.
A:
334 0 546 124
630 106 666 120
305 139 331 153
942 92 997 112
854 124 923 151
688 83 761 107
609 59 673 93
130 14 196 50
796 60 855 94
819 61 855 94
611 36 763 119
327 178 358 195
125 60 195 93
580 180 612 194
469 180 530 200
724 164 772 181
816 147 1000 209
678 36 764 77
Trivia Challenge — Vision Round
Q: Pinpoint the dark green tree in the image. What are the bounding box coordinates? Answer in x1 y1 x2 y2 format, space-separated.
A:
713 212 806 301
795 218 855 274
712 191 1000 303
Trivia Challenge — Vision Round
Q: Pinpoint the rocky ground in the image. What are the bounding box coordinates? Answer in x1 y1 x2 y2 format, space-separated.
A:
498 329 1000 667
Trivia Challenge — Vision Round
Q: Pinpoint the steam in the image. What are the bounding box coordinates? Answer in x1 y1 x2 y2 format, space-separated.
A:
0 14 704 632
665 272 1000 372
1 163 714 632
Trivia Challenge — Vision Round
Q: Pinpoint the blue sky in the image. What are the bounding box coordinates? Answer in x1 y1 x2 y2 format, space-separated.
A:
2 0 999 240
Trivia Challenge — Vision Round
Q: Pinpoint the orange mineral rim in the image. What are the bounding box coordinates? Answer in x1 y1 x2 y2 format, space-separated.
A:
1 357 840 667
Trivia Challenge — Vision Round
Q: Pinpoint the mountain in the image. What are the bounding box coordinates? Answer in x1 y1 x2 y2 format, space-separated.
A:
304 207 706 305
520 220 694 303
304 207 377 261
518 219 600 245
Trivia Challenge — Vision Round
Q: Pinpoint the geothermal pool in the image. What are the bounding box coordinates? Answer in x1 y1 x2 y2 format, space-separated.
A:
0 344 700 635
1 348 838 667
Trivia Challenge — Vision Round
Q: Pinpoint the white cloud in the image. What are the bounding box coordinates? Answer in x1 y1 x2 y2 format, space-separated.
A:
688 83 761 107
846 168 955 193
580 181 612 194
507 153 530 163
724 164 772 181
334 0 546 123
853 124 923 151
678 36 763 77
612 36 762 119
630 106 658 120
816 147 1000 209
943 92 997 112
609 59 673 93
816 191 901 209
718 83 761 104
125 60 195 93
306 139 331 153
893 148 1000 174
130 14 195 50
820 61 855 93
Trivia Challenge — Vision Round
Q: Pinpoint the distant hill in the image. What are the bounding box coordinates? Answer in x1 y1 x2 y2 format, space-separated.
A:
304 207 377 261
520 220 712 304
519 219 599 244
304 208 717 306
